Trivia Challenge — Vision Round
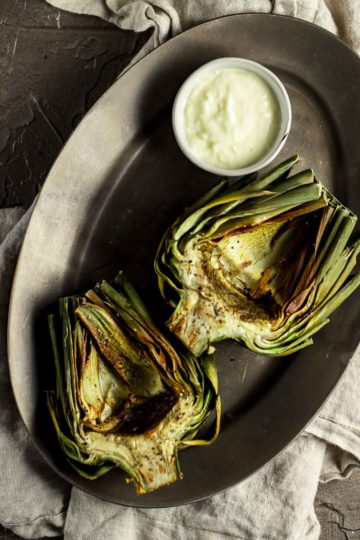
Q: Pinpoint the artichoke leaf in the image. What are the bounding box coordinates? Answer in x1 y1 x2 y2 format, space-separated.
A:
155 156 360 357
48 273 220 494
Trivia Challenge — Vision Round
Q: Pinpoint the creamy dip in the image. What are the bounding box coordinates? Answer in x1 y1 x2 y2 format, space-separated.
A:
183 68 280 169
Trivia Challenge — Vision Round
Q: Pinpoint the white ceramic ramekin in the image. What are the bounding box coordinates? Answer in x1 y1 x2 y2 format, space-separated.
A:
172 57 292 176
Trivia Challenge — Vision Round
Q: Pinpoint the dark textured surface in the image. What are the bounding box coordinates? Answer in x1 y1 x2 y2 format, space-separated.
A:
316 470 360 540
0 0 150 207
0 0 359 538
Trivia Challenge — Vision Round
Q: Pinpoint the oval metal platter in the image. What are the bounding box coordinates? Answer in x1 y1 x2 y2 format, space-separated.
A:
8 14 360 507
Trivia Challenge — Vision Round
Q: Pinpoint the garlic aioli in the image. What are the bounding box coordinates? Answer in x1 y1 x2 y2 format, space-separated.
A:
184 68 280 169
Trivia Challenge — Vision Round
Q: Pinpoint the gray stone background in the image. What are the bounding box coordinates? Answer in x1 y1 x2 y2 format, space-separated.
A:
0 1 359 538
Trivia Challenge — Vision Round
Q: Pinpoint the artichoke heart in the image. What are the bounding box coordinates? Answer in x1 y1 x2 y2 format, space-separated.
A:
47 273 220 494
155 155 360 357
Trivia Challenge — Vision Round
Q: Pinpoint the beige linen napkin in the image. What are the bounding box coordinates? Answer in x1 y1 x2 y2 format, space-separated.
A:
0 1 359 538
45 0 360 55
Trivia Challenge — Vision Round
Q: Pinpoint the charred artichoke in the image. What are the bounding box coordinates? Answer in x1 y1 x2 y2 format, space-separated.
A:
155 155 360 357
47 273 220 494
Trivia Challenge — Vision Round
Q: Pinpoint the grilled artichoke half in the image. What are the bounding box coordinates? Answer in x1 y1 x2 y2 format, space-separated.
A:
155 155 360 357
47 273 220 494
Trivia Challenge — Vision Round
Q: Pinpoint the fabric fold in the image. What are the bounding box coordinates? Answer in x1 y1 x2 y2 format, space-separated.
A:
46 0 360 53
0 205 71 540
64 437 326 540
